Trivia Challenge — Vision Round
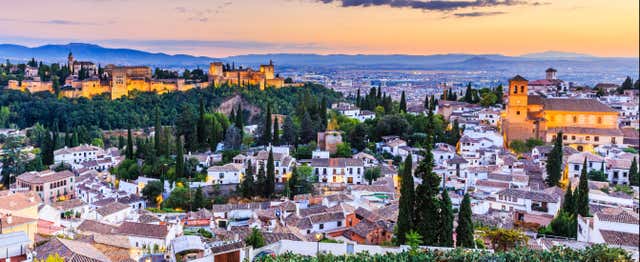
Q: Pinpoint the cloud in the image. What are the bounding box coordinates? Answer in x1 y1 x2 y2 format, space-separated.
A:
175 1 233 22
316 0 535 11
101 39 330 52
0 18 100 26
453 11 506 17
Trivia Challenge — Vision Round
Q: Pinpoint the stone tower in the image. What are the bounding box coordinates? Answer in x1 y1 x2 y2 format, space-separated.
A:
259 60 275 80
506 75 529 123
68 52 75 73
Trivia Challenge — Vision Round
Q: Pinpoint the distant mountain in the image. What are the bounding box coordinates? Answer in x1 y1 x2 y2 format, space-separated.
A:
0 43 636 71
0 43 216 66
520 51 595 60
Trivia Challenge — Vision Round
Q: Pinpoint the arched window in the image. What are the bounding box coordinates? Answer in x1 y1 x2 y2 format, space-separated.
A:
520 86 524 93
514 86 518 94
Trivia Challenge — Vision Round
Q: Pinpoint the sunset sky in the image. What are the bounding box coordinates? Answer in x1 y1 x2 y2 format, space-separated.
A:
0 0 637 57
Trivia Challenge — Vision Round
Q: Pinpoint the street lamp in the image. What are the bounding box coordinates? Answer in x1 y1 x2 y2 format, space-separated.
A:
315 232 323 257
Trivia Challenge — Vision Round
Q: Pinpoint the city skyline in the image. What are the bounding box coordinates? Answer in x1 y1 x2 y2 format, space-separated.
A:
0 0 638 57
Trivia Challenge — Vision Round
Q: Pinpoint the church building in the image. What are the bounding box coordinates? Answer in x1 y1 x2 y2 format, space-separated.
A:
502 75 622 152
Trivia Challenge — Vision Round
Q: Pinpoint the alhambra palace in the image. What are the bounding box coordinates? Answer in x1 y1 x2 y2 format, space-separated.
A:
502 75 622 152
7 53 286 100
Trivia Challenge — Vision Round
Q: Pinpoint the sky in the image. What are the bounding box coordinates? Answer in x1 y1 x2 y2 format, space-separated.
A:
0 0 637 57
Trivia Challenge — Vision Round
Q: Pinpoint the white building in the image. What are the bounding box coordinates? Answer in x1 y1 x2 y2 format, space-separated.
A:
207 163 243 185
577 207 639 251
312 158 365 184
54 144 103 167
489 188 560 216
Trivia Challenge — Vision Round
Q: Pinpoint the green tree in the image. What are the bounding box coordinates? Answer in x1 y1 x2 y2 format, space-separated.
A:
0 106 10 128
399 91 407 113
299 111 315 144
349 123 367 151
629 157 638 186
280 116 297 145
455 193 474 248
463 83 473 103
245 227 266 248
154 106 162 155
192 186 207 210
240 160 255 198
126 127 134 160
175 136 185 179
424 94 430 110
141 181 164 205
587 170 607 182
118 135 125 150
364 167 381 185
261 105 272 145
495 84 504 104
396 154 414 245
439 188 454 247
509 140 528 154
334 142 352 158
405 230 423 256
479 92 497 107
575 158 590 217
272 118 280 146
561 182 575 215
415 140 441 246
545 132 563 187
265 149 276 198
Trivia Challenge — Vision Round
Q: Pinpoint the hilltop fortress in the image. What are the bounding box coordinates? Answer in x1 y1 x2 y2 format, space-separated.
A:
7 54 286 100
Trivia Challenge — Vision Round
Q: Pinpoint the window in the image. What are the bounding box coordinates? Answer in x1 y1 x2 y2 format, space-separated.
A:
611 137 617 144
319 223 324 229
516 111 521 115
563 135 567 140
572 136 576 140
513 87 518 94
574 164 580 171
594 136 599 142
520 86 524 93
585 136 590 141
573 116 577 123
597 117 602 124
337 221 342 227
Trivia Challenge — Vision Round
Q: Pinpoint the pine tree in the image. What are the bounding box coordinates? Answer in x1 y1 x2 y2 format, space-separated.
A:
396 153 414 245
192 187 205 210
562 182 575 215
154 107 162 156
272 118 280 146
299 112 314 144
197 99 206 147
118 136 125 150
545 132 563 187
126 128 134 160
176 136 185 179
262 105 272 145
399 91 407 113
455 194 474 248
265 149 276 198
575 158 590 217
629 157 638 186
281 116 296 146
439 188 454 247
241 160 256 198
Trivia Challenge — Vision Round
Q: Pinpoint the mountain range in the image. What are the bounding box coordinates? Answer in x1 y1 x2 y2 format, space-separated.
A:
0 43 637 71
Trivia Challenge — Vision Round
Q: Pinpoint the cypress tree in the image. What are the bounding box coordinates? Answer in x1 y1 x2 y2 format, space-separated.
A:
176 136 185 179
629 157 638 186
41 130 54 165
241 160 255 198
376 86 382 102
262 105 272 145
281 116 296 146
464 83 473 103
439 188 454 247
545 132 563 187
424 94 430 110
562 182 575 215
256 163 266 197
356 89 361 107
64 130 70 147
209 116 222 151
235 104 243 129
154 107 162 156
265 149 275 198
118 135 125 150
455 194 474 248
495 84 504 104
320 97 328 130
396 153 414 245
71 129 79 147
399 91 407 113
415 139 441 245
575 158 590 217
299 112 314 144
197 98 206 147
126 128 134 160
272 118 280 146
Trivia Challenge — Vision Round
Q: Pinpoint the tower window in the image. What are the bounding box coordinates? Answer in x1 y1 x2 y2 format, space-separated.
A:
597 117 602 124
573 116 577 123
520 86 524 93
514 87 518 94
516 111 521 115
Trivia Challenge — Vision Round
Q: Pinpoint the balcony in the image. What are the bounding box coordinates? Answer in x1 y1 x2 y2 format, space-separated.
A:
531 205 548 213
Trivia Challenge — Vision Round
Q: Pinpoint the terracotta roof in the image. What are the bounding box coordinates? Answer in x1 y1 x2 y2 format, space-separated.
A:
35 238 111 262
308 212 344 224
476 180 510 189
115 222 168 239
599 230 640 247
208 163 242 173
0 191 41 211
510 75 528 82
596 208 639 224
498 188 558 203
567 152 604 164
543 98 616 113
325 193 353 202
548 127 623 137
211 241 245 254
17 170 73 184
77 220 118 235
52 199 87 211
96 202 130 217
